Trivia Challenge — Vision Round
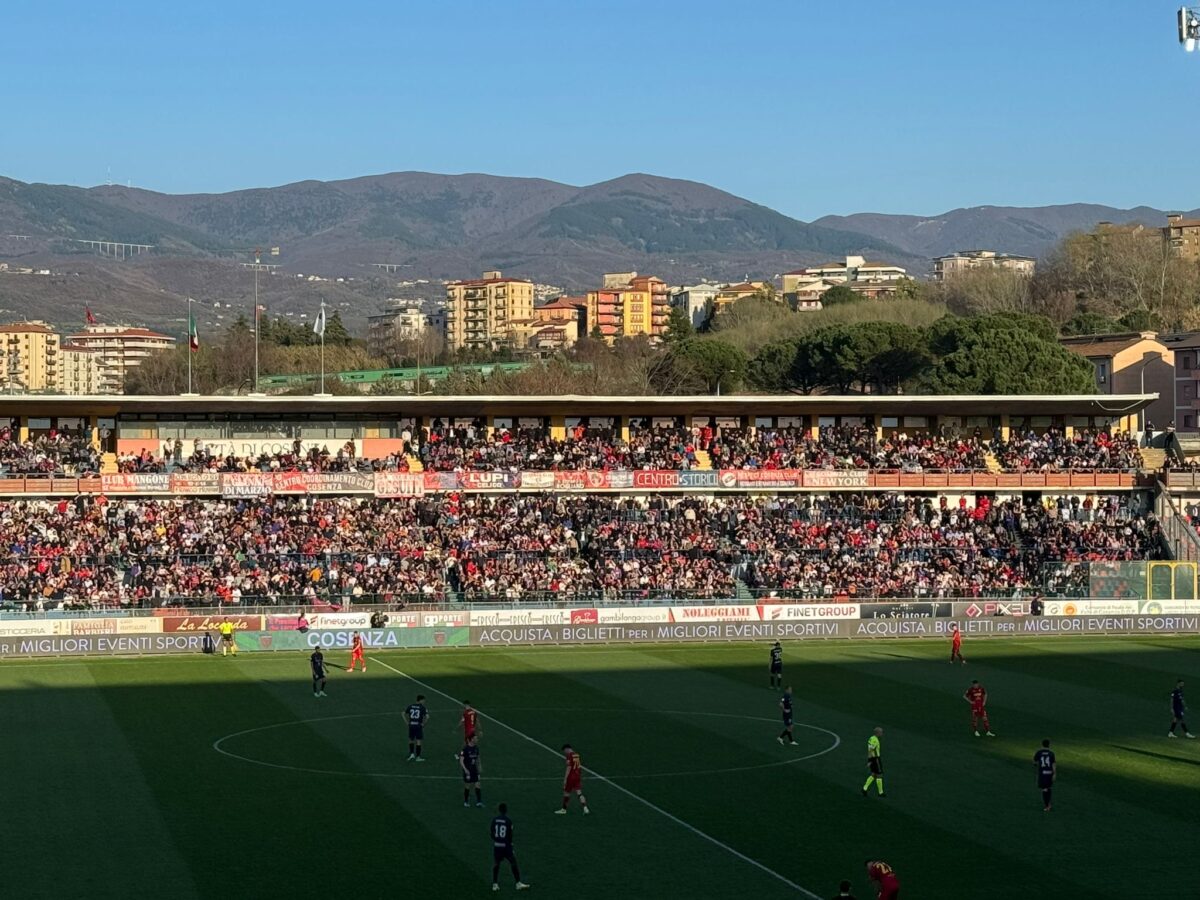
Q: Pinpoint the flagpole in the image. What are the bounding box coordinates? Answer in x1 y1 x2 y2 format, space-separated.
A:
253 270 260 392
187 297 193 395
319 300 326 395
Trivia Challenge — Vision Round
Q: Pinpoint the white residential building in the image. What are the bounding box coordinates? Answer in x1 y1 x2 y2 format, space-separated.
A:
782 255 908 306
932 250 1036 280
669 284 721 329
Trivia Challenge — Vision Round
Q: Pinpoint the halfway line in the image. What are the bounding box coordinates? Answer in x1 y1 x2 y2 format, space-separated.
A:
370 654 822 899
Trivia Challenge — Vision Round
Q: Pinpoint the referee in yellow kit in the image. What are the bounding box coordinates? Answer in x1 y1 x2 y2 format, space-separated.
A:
218 617 237 657
862 727 885 798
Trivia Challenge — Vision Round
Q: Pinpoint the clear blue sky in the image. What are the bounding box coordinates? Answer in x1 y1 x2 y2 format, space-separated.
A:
2 0 1195 219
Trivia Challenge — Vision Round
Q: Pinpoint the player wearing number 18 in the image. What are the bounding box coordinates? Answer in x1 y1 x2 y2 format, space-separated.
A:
489 803 530 892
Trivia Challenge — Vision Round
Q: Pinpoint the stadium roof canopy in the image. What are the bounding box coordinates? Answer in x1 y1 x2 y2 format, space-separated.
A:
0 393 1156 418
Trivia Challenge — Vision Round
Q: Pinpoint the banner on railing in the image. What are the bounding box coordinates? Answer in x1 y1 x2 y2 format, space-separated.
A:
802 470 871 488
158 614 264 632
374 472 426 498
1043 599 1141 616
758 603 862 620
101 473 172 493
69 617 162 636
219 474 274 498
718 469 802 489
84 466 1140 498
0 620 73 637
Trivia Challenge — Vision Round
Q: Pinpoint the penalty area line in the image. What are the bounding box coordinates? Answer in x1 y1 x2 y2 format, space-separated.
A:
370 655 822 899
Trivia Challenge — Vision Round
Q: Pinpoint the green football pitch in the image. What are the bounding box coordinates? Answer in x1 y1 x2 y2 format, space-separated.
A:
4 636 1198 899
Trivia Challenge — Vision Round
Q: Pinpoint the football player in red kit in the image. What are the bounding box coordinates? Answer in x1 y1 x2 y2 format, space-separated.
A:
964 679 996 737
347 632 366 672
554 743 590 815
461 701 480 741
865 860 900 900
950 625 965 664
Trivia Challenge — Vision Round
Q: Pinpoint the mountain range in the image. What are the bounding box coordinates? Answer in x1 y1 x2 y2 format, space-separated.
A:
0 171 1193 334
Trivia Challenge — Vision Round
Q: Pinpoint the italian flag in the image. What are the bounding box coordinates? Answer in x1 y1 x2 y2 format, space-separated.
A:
188 309 199 352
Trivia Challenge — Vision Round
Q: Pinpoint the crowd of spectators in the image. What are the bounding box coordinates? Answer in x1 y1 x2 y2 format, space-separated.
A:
20 423 1149 478
991 428 1143 472
707 425 989 472
0 492 1159 610
118 438 414 475
419 422 698 472
0 426 100 476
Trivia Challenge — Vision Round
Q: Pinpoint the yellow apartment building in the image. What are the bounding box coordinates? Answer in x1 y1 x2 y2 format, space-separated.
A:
444 271 535 351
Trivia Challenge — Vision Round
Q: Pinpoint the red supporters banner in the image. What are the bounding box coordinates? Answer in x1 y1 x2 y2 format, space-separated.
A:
424 472 458 492
275 471 375 494
160 614 263 632
374 471 426 498
632 470 680 489
717 469 803 489
458 471 521 490
802 470 869 488
553 470 610 490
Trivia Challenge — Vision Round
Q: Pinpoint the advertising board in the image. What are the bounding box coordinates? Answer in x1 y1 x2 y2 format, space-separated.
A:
0 633 208 658
1043 600 1141 616
159 614 264 633
233 626 469 652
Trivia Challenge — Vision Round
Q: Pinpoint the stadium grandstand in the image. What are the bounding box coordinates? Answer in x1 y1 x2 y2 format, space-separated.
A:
0 392 1195 612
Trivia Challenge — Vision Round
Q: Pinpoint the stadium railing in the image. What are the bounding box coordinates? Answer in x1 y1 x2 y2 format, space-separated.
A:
0 469 1153 496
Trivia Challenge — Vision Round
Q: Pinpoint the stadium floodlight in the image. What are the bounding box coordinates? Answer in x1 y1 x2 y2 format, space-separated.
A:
1180 7 1200 52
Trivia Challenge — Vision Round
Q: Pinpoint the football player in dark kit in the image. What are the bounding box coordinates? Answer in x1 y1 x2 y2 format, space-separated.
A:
769 641 783 689
778 685 798 746
406 693 429 761
459 734 484 808
489 803 530 892
1168 679 1195 738
1034 739 1056 812
310 647 328 698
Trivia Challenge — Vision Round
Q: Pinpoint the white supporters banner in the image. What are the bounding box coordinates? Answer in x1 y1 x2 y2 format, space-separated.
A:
595 607 672 624
758 603 861 620
308 612 373 629
1043 600 1140 616
0 620 73 637
667 605 761 622
468 609 572 627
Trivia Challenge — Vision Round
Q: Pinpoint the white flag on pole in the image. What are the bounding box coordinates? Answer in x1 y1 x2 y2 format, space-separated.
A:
312 306 326 337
